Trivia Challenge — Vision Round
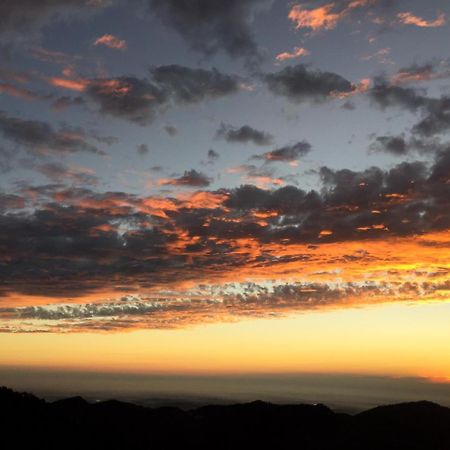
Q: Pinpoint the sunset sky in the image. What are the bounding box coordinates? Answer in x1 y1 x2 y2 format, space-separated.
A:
0 0 449 404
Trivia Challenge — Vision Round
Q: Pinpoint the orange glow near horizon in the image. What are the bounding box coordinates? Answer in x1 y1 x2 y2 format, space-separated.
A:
1 300 450 380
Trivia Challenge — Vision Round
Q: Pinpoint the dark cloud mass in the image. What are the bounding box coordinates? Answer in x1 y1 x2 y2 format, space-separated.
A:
369 79 450 138
0 149 448 300
0 0 109 34
372 135 408 155
86 77 168 125
86 66 240 124
369 79 428 112
264 64 354 103
0 111 105 155
151 65 241 103
216 124 274 146
148 0 271 65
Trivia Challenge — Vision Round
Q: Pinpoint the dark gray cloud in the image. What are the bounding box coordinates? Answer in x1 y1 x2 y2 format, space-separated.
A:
369 79 428 112
86 66 241 124
252 141 312 163
371 135 408 155
216 123 274 146
263 64 354 103
0 111 105 155
369 79 450 138
0 0 110 35
161 169 212 187
148 0 271 66
151 65 241 104
207 149 220 162
86 76 168 125
371 135 445 155
412 97 450 137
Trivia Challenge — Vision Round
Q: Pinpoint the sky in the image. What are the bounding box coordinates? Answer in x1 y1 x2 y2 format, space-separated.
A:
0 0 449 405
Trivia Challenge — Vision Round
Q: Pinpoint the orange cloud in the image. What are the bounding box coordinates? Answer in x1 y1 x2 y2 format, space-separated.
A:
0 83 40 101
92 79 132 96
288 0 372 32
93 34 127 50
276 47 310 62
397 11 446 28
48 76 89 92
289 3 343 31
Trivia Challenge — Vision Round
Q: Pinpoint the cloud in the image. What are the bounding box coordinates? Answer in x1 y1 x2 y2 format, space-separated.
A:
368 79 429 111
4 278 432 332
263 64 354 103
0 148 448 313
51 95 85 111
390 62 450 85
47 76 89 92
86 77 166 125
0 193 25 212
164 125 177 136
288 2 344 31
227 164 284 186
252 141 312 163
368 78 450 138
0 0 111 35
137 143 149 155
85 66 240 124
150 65 241 104
371 135 408 155
275 47 310 63
36 163 98 185
288 0 374 32
148 0 272 66
93 33 127 50
0 82 44 101
160 169 212 187
397 11 446 28
371 135 445 156
207 149 220 162
216 124 274 146
0 111 105 155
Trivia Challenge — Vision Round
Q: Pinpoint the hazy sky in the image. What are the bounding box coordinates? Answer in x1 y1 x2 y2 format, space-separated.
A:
0 0 449 400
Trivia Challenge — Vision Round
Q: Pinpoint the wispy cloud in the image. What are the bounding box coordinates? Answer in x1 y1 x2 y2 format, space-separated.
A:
93 34 127 50
398 11 446 28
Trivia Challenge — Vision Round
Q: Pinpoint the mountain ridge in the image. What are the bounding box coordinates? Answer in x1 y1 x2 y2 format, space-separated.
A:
1 386 449 449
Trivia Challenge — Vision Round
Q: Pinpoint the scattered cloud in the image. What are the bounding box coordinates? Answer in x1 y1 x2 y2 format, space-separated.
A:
275 47 310 63
36 163 98 185
0 111 106 155
164 125 178 136
160 169 212 187
263 64 355 103
216 124 274 146
93 33 127 50
397 11 446 28
252 141 312 164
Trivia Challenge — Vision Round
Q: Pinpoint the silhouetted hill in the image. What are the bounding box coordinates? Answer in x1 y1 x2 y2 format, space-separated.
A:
1 386 449 449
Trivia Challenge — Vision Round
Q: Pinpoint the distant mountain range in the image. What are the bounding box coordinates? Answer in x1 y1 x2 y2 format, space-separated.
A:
1 386 450 449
